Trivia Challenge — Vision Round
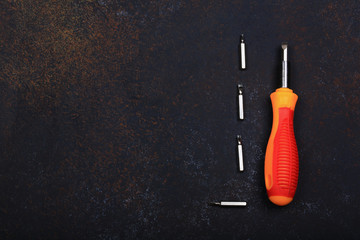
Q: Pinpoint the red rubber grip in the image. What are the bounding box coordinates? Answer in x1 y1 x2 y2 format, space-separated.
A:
268 108 299 200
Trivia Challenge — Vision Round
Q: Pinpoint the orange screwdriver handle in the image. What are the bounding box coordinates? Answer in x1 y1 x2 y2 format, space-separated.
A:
265 88 299 206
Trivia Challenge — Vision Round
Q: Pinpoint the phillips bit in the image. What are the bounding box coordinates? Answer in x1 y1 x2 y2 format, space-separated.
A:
238 84 244 120
237 135 244 172
239 34 246 70
209 201 247 207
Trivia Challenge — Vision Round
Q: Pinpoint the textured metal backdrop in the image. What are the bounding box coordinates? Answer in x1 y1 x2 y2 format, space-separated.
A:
0 0 360 239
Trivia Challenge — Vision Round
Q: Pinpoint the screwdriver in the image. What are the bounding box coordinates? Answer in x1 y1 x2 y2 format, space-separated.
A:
264 43 299 206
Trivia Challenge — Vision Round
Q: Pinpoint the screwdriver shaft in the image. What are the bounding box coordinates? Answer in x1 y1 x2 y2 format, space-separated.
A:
210 201 247 207
240 34 246 70
282 43 288 88
237 135 244 171
238 84 244 120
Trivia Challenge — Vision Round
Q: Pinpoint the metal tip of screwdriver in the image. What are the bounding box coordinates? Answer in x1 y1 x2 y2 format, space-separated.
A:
238 84 243 94
281 42 288 49
237 135 242 145
209 202 220 206
282 42 288 62
240 34 245 42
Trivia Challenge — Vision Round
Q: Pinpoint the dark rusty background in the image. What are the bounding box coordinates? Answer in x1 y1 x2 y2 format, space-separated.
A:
0 0 360 239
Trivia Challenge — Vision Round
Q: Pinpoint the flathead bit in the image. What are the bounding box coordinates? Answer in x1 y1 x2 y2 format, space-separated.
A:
282 42 288 61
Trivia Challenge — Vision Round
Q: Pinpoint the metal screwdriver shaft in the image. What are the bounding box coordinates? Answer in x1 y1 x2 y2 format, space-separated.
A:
239 34 246 70
237 135 244 171
282 42 288 88
209 201 247 207
238 84 244 120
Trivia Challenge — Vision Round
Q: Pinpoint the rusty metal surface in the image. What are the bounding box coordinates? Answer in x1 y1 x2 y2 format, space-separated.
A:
0 0 360 239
